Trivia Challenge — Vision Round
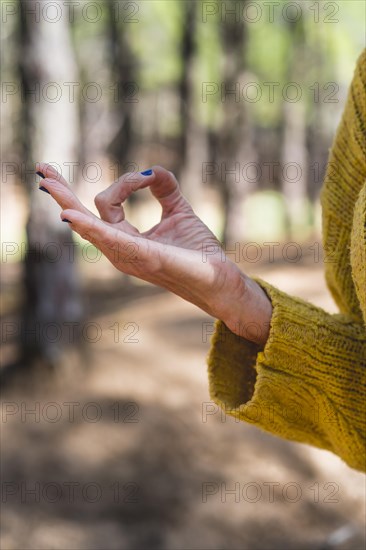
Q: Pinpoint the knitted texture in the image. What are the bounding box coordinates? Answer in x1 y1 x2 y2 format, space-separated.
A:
207 50 366 472
351 180 366 325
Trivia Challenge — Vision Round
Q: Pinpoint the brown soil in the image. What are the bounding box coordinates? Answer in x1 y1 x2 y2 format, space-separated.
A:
1 256 365 550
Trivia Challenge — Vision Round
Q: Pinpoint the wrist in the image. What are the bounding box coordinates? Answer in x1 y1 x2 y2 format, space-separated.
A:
223 273 273 346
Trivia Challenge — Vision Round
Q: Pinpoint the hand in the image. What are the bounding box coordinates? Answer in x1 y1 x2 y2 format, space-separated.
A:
36 163 272 345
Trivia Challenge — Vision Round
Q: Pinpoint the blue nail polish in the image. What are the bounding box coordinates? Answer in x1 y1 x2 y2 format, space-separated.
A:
141 169 153 176
39 186 50 194
36 171 45 179
62 219 72 223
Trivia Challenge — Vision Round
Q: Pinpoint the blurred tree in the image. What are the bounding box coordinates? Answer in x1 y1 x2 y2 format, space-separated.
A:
306 24 334 216
176 0 196 179
208 0 254 244
280 18 308 239
175 0 208 207
17 0 83 374
106 0 137 176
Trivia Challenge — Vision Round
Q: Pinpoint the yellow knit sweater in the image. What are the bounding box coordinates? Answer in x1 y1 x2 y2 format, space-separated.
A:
207 50 366 472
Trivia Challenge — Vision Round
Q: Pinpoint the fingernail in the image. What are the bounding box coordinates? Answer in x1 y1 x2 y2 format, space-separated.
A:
141 169 153 176
39 186 50 194
62 219 72 223
36 171 45 179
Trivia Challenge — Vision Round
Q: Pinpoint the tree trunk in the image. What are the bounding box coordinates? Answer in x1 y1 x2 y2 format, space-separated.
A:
176 1 195 178
176 1 208 208
208 0 254 245
281 20 308 239
281 100 308 239
106 0 136 175
18 0 83 372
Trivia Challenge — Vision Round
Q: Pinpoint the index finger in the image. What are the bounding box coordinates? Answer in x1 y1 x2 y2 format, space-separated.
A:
36 161 94 218
36 162 69 186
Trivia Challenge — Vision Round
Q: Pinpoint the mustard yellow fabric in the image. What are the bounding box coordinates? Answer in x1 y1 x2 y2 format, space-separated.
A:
207 50 366 472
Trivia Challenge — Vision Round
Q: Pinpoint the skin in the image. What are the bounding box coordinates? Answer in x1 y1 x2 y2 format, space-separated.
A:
36 162 273 346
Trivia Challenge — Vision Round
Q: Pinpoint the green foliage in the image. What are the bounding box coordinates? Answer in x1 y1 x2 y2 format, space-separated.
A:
130 0 184 89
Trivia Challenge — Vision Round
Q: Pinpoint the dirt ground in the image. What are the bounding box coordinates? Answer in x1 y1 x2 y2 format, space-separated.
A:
1 252 365 550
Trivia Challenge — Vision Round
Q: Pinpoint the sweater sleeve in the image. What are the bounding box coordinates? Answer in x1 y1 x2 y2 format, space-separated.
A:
207 50 366 472
207 282 366 472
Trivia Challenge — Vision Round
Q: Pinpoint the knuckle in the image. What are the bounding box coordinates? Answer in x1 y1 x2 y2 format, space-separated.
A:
122 171 135 182
168 171 179 188
94 192 105 207
84 232 98 248
80 219 98 244
80 229 93 242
